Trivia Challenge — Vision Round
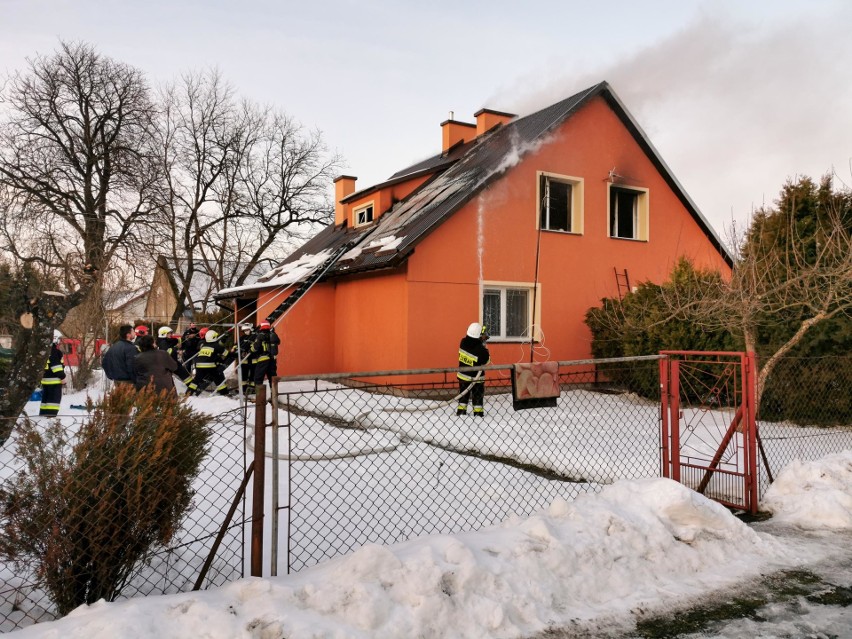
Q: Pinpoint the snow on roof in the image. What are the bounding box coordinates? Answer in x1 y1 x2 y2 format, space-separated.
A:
217 249 333 296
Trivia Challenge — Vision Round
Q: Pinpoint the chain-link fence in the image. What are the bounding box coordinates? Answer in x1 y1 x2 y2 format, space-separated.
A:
274 356 667 574
1 352 848 632
0 406 249 633
757 354 852 494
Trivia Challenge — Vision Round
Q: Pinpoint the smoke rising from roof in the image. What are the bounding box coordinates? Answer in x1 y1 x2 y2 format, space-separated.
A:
494 6 852 237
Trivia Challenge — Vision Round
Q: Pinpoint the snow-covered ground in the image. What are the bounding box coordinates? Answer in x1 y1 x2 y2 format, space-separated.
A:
3 377 852 637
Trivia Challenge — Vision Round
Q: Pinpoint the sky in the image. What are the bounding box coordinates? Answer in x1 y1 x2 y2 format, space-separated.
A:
2 0 851 240
7 383 852 637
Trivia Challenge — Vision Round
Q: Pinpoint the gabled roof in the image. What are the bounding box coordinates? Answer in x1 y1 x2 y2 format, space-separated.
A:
105 287 148 311
220 81 732 298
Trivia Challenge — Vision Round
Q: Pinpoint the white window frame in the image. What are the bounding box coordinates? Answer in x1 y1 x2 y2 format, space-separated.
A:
607 184 649 241
353 201 375 227
480 281 542 342
536 171 584 234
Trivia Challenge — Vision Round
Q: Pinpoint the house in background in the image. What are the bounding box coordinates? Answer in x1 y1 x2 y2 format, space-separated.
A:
216 81 732 376
105 287 148 326
146 256 266 332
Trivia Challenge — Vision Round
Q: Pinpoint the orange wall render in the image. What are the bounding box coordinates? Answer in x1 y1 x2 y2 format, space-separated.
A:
406 94 731 369
333 269 409 373
259 282 336 375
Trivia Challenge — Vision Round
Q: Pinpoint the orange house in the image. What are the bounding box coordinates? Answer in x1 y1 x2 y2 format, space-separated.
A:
216 82 732 375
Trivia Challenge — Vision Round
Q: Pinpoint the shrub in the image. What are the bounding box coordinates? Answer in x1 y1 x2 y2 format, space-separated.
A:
0 385 211 615
585 259 738 400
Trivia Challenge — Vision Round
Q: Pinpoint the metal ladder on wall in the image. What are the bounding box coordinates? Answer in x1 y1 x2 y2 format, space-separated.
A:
265 242 356 326
614 267 631 300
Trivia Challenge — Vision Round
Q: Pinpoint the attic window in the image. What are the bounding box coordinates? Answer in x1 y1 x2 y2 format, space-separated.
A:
608 185 649 241
354 203 374 227
538 172 583 234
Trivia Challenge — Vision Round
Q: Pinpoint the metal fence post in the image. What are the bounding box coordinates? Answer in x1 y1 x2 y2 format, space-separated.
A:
251 384 266 577
270 377 280 576
745 351 759 514
659 355 670 478
670 359 681 483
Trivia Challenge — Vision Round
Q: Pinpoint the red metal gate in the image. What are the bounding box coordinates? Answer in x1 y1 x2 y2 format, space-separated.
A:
660 351 758 513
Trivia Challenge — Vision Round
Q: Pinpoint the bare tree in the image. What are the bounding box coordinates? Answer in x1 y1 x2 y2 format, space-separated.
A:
154 70 339 321
696 178 852 400
0 41 160 430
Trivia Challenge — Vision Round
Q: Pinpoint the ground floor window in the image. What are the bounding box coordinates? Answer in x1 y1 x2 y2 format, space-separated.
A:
482 284 536 340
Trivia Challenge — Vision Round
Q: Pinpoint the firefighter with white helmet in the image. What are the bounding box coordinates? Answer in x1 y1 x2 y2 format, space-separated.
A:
457 322 490 417
156 326 180 363
185 328 229 395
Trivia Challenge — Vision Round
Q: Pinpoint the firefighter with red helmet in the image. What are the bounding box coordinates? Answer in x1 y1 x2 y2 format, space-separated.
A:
251 320 280 390
133 325 149 350
180 322 202 370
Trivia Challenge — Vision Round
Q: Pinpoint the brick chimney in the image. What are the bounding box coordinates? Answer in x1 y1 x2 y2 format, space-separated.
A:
334 175 357 226
475 108 516 136
441 114 476 153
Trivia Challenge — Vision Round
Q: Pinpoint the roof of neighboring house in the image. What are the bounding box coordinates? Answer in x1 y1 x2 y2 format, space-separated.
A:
160 256 268 310
217 81 732 299
105 287 148 311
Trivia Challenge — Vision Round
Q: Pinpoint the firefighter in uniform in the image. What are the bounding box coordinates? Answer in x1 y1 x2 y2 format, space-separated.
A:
40 336 66 416
457 322 490 417
180 323 202 370
186 329 229 395
156 326 181 363
252 320 280 390
133 325 149 350
235 324 256 396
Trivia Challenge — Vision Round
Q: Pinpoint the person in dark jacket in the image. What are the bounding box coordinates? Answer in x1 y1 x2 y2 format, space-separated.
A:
102 325 137 385
134 335 192 393
186 329 230 395
457 322 490 417
252 320 280 389
39 336 66 416
180 323 201 370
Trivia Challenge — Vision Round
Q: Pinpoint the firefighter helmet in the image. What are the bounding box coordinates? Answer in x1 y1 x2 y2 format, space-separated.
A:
205 329 219 343
199 327 209 339
158 326 173 338
259 321 271 330
240 323 253 333
466 322 482 338
134 325 149 336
